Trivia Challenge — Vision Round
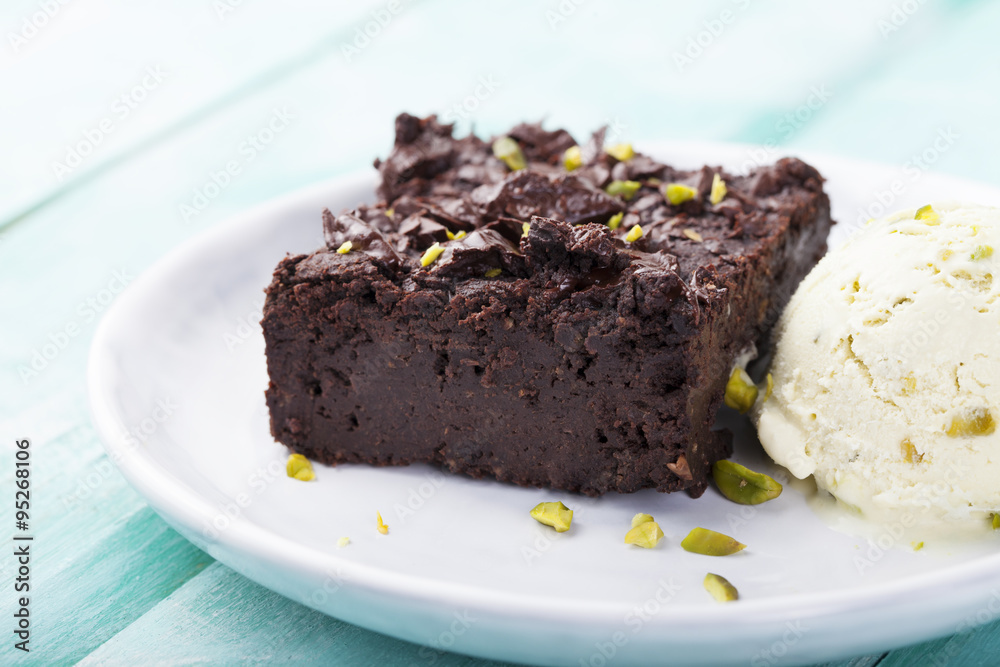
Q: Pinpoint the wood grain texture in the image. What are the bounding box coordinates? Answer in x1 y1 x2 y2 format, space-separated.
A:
2 0 998 665
77 562 513 666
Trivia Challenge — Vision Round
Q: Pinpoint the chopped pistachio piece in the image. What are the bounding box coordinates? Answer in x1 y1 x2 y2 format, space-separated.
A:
703 573 739 602
420 242 445 267
914 204 940 224
446 230 467 241
681 527 746 556
682 228 704 242
946 408 996 437
336 241 353 255
624 520 664 548
901 438 923 463
522 222 531 237
484 268 503 278
605 143 635 162
376 512 388 535
337 537 350 548
607 212 624 230
563 145 583 171
492 136 526 170
971 245 994 261
993 514 1000 530
665 183 697 205
625 224 644 243
712 460 782 505
385 208 394 218
631 513 655 528
286 453 315 481
912 541 925 551
530 501 573 532
605 180 642 201
709 173 728 205
723 367 759 414
763 373 774 402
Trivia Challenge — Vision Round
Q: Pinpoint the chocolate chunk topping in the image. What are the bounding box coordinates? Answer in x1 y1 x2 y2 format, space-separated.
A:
376 114 475 202
506 122 577 164
322 209 404 271
472 171 624 226
398 215 451 249
432 229 526 279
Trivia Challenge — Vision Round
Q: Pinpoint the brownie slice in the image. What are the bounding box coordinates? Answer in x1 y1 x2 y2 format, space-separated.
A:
262 114 832 497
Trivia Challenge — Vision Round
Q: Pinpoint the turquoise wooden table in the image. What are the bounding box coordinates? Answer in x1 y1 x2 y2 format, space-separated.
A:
2 0 998 664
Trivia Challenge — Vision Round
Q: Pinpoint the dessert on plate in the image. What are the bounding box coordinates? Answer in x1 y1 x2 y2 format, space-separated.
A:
262 113 832 497
757 203 999 526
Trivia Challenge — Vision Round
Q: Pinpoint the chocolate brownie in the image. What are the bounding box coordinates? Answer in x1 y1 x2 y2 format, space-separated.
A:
262 113 832 497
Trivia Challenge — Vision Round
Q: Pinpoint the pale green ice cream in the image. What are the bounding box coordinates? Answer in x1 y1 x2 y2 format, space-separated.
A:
755 202 1000 527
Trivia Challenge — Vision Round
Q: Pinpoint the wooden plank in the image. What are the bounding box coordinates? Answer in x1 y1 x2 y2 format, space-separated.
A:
821 657 885 667
0 506 211 665
77 562 514 666
0 396 213 663
879 620 1000 667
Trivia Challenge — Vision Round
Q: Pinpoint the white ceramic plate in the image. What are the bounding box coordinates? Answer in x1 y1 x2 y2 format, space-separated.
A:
89 143 1000 667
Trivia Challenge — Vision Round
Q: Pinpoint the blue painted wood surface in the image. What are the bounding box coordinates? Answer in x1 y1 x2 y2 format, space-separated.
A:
2 0 999 664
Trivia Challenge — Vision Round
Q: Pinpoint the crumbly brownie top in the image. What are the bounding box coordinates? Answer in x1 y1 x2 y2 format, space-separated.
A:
299 113 825 314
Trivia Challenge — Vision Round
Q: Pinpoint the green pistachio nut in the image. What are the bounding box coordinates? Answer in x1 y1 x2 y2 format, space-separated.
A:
915 204 940 224
420 243 445 267
625 224 644 243
703 573 739 602
531 501 573 532
712 460 783 505
724 367 759 414
665 183 697 205
564 145 583 171
605 180 642 201
605 143 635 162
709 173 727 205
493 136 526 171
286 453 315 481
681 527 746 556
624 520 664 548
972 245 994 261
946 408 996 437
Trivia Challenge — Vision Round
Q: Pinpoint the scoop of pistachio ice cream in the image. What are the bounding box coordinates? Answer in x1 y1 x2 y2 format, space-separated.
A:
755 202 1000 526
